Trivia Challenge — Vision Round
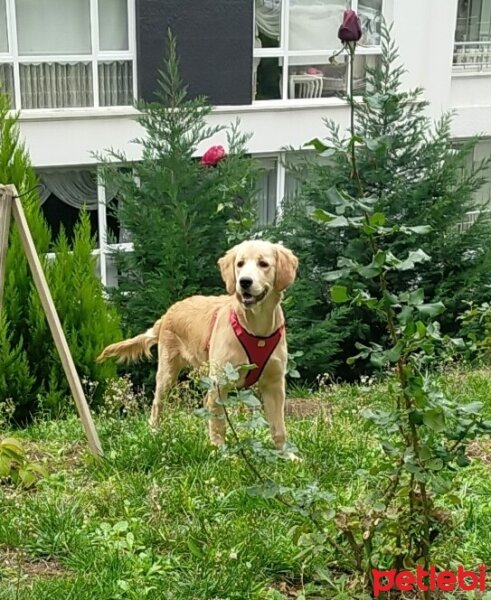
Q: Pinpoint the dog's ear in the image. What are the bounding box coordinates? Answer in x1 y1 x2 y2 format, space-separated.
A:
218 248 237 295
274 244 298 292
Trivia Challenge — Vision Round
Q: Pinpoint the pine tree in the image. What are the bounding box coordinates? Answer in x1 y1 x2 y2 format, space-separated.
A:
0 93 121 420
274 27 491 382
99 31 259 338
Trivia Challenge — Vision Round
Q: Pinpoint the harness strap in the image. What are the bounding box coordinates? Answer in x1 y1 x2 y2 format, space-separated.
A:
229 310 284 387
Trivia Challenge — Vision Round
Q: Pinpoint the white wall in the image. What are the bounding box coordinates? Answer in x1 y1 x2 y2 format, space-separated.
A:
18 102 351 167
13 0 491 168
393 0 458 119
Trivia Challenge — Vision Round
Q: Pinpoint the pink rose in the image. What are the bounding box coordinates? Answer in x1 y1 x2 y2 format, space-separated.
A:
338 10 362 43
200 145 226 167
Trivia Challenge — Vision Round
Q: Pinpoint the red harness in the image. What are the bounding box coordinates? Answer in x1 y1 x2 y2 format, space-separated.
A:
205 309 285 387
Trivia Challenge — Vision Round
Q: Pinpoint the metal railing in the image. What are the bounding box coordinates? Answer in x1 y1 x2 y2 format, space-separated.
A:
457 209 491 232
453 40 491 72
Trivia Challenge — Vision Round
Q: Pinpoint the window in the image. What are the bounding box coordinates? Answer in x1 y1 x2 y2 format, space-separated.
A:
253 0 383 100
38 167 130 286
454 0 491 71
256 155 309 225
0 0 135 109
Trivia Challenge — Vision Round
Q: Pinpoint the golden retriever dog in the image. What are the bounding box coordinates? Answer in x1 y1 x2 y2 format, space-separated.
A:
97 240 298 452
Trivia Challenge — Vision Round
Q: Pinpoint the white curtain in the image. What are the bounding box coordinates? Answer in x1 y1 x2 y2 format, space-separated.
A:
38 169 119 210
256 160 277 225
98 61 133 106
20 62 92 109
0 64 14 103
99 0 129 51
358 1 382 46
16 0 91 55
289 1 347 51
255 0 281 40
19 61 133 109
0 0 7 53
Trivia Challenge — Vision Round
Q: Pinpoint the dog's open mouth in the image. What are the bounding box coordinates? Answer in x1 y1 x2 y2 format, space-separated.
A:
240 288 268 307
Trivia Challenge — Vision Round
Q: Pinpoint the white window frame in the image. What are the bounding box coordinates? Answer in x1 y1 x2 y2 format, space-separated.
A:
0 0 137 110
253 0 385 103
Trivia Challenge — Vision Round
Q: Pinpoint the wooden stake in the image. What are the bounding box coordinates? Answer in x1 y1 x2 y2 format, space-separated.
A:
0 186 12 310
0 184 102 457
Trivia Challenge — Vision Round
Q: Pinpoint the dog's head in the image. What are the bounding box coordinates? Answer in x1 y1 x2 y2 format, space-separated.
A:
218 240 298 308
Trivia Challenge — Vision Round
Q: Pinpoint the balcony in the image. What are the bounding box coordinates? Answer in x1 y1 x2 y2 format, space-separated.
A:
453 40 491 72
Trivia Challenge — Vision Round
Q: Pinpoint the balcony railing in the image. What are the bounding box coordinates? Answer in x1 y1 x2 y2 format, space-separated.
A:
453 41 491 72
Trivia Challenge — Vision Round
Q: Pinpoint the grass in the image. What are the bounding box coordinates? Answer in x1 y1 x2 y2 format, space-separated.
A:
1 369 491 599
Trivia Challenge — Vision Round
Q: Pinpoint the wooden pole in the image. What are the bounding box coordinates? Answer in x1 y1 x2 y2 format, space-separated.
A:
0 186 12 310
2 185 103 457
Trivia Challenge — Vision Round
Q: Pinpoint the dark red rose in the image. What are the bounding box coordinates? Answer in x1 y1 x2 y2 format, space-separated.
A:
200 145 226 167
338 9 362 43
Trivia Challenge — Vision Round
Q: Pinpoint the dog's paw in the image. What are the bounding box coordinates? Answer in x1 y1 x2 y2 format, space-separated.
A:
148 418 159 433
283 451 303 462
209 437 225 448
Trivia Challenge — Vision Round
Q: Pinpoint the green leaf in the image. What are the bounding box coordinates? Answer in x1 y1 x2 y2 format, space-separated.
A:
395 249 431 271
460 401 484 415
327 186 349 207
419 446 432 461
324 269 350 282
386 343 402 363
311 208 335 223
187 538 205 559
405 288 425 306
426 458 444 471
358 265 381 279
330 286 350 303
0 455 12 477
402 225 432 235
194 407 214 419
239 392 261 408
381 441 400 456
247 480 286 499
113 521 129 533
456 454 471 468
423 409 446 433
1 438 25 460
304 138 328 152
325 216 349 228
224 362 240 382
373 250 387 266
416 302 446 317
369 212 386 227
366 138 383 151
320 148 336 158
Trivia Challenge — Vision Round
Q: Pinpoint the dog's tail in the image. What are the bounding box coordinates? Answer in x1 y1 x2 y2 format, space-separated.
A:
97 319 162 364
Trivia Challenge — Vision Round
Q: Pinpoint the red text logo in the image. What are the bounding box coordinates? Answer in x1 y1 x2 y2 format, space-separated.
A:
372 565 486 597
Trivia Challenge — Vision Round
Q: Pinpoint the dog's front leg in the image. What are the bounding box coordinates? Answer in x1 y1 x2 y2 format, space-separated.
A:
206 387 227 446
259 378 287 451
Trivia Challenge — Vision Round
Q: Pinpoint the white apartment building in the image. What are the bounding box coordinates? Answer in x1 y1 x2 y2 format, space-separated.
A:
1 0 490 285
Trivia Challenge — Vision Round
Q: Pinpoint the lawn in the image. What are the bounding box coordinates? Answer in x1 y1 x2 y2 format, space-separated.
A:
1 369 491 600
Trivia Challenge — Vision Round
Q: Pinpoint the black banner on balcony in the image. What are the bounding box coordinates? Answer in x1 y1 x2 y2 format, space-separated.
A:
136 0 254 106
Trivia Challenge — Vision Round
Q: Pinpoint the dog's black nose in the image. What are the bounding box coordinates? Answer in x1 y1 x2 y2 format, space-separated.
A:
239 277 253 289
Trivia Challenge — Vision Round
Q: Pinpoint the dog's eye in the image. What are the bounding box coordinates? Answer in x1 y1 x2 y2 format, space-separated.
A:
258 260 269 268
237 260 245 268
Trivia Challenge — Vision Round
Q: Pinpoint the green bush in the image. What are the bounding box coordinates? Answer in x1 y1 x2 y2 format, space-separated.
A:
273 29 491 383
98 32 259 388
0 93 121 421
